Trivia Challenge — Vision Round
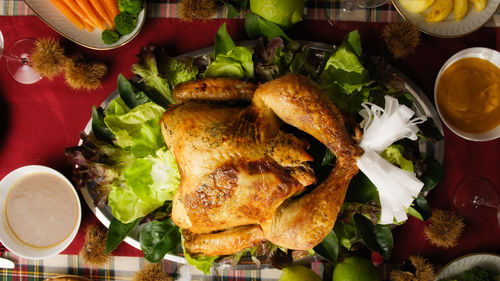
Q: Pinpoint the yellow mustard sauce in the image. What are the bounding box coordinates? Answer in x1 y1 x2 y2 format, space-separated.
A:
436 57 500 133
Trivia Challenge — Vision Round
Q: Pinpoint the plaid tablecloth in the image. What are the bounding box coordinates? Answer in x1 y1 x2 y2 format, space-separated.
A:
0 252 332 281
0 252 146 280
3 0 499 26
0 0 496 24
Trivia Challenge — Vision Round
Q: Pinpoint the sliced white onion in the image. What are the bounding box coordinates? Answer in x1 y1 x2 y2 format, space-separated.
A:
359 95 427 154
357 151 423 224
356 95 427 225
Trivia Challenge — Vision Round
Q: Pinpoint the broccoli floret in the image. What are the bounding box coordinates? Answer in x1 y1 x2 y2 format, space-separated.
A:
114 12 137 35
118 0 143 18
101 30 120 44
463 267 493 281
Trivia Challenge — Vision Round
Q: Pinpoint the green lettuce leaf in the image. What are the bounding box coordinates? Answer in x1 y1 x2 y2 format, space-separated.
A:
214 22 236 58
205 23 253 79
344 29 362 57
319 30 368 88
182 241 219 274
148 148 181 201
163 57 199 88
108 182 154 224
244 12 293 43
380 144 414 172
204 46 254 79
131 47 174 105
106 96 130 115
131 46 199 107
320 82 379 114
320 45 368 86
185 253 218 275
318 30 379 114
108 148 180 224
104 99 165 157
181 233 218 274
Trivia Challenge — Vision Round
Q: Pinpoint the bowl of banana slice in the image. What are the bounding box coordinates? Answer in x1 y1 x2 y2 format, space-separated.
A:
392 0 500 37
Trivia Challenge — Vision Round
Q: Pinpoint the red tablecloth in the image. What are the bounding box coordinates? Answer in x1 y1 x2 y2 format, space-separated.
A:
0 16 499 264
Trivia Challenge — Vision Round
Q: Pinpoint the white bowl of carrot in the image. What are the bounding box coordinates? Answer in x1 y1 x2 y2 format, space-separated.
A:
24 0 145 50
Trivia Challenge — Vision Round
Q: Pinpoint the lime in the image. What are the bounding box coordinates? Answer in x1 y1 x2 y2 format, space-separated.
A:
332 257 380 281
278 265 322 281
249 0 304 28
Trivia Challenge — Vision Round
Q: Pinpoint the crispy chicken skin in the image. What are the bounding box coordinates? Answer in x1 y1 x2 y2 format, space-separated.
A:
183 225 266 256
161 74 362 256
173 77 257 102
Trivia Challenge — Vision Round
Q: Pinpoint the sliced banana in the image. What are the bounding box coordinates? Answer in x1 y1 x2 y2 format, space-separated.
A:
454 0 468 21
426 0 453 22
400 0 436 12
470 0 486 11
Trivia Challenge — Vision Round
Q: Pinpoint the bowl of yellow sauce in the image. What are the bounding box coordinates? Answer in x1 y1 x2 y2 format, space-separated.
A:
434 47 500 141
0 165 81 259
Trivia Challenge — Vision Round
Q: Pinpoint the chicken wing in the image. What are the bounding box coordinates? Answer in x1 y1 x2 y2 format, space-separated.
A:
173 77 257 102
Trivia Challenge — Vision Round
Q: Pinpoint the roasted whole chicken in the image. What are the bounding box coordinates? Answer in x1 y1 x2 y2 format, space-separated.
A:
160 74 363 256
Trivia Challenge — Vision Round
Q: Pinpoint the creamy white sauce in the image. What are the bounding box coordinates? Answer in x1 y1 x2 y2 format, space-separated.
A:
5 172 79 248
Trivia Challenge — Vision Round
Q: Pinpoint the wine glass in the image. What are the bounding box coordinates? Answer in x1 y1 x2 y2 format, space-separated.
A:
0 31 42 85
324 0 391 23
355 0 391 8
0 30 4 59
453 176 500 227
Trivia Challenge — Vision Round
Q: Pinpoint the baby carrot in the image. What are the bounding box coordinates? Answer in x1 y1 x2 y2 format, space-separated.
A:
63 0 99 31
76 0 106 30
83 20 94 32
102 0 120 20
50 0 85 29
65 0 93 28
89 0 114 28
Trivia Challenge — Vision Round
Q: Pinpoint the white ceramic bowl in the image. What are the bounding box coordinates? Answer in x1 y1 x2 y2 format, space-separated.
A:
0 165 81 259
392 0 500 38
435 253 500 280
23 0 145 50
434 47 500 141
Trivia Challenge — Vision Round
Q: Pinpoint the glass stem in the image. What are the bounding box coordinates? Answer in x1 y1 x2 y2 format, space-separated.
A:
19 57 29 65
4 53 31 66
472 195 500 229
473 195 499 209
342 0 355 12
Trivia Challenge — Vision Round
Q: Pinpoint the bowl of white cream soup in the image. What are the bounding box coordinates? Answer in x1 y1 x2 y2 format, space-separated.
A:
0 165 81 259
